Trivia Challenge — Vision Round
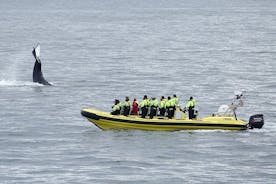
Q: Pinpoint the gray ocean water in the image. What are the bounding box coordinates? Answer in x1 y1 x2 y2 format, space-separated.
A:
1 0 276 183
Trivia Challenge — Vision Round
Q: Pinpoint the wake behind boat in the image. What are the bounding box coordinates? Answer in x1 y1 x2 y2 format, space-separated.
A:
81 108 264 131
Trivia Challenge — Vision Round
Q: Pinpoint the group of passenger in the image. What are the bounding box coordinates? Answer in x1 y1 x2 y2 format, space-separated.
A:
111 95 196 119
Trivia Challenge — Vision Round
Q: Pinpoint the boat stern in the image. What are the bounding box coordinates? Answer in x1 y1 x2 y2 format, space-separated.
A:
248 114 264 129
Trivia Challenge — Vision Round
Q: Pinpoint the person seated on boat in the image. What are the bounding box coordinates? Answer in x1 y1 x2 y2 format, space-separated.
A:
159 96 166 116
185 96 195 119
149 97 158 119
122 96 131 116
139 95 148 118
111 99 121 115
130 98 139 115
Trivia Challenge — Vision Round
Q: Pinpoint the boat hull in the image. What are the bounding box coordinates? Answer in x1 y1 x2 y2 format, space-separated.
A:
81 108 248 131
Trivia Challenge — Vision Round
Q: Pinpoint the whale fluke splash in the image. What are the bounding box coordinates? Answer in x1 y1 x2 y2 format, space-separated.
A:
32 44 51 85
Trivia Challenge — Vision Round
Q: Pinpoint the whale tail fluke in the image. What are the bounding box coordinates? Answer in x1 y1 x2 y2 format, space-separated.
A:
32 44 51 86
32 44 40 61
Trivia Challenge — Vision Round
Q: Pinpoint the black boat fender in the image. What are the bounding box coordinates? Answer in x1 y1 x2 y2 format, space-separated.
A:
248 114 264 129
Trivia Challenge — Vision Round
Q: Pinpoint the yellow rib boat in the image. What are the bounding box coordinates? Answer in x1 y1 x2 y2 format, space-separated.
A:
81 108 264 131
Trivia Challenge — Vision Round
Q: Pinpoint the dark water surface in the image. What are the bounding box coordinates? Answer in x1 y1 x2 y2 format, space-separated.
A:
0 0 276 183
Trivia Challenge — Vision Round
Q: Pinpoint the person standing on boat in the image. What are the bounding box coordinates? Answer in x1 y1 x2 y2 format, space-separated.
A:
166 96 175 119
111 99 121 115
231 91 244 110
185 96 195 119
146 95 150 116
140 95 148 118
165 96 171 117
172 94 179 106
172 94 179 117
149 97 158 119
230 91 244 119
122 96 131 116
159 96 166 116
131 98 139 115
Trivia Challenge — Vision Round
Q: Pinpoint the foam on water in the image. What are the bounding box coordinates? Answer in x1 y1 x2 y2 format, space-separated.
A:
0 80 42 87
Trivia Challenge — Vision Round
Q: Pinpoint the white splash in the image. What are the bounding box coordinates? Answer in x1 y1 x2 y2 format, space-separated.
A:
0 80 42 87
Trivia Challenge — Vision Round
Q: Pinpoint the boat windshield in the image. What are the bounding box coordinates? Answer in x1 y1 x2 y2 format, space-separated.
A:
216 105 235 117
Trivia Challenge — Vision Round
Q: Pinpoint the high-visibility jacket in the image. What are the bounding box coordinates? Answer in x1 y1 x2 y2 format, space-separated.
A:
172 97 179 105
186 100 195 109
165 99 175 108
150 99 159 107
112 104 121 112
146 99 150 107
123 101 131 107
171 99 176 107
192 99 196 107
139 99 147 108
159 99 166 108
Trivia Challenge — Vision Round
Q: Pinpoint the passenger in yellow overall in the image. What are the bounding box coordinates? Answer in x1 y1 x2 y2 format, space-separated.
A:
122 96 131 116
172 94 179 117
159 96 166 116
172 94 179 106
149 97 158 119
185 96 195 119
140 95 148 118
146 96 150 116
166 96 175 119
111 99 121 115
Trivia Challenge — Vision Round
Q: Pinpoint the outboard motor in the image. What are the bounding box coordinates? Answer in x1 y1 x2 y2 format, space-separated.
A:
248 114 264 129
